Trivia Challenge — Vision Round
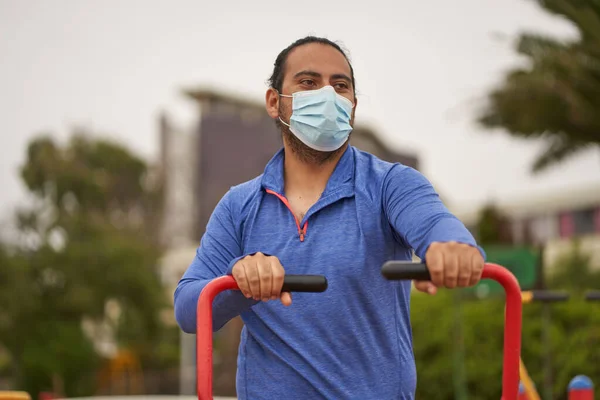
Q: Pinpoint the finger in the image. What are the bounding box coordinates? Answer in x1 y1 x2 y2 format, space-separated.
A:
246 261 261 300
270 257 285 300
414 280 437 295
280 292 292 306
445 251 459 288
469 251 484 287
457 250 472 287
427 246 444 288
232 262 252 298
257 258 272 302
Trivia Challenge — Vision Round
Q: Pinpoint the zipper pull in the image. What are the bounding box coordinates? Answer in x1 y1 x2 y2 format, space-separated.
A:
299 232 305 242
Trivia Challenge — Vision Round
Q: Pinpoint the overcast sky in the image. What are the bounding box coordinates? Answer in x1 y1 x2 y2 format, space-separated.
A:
1 0 599 221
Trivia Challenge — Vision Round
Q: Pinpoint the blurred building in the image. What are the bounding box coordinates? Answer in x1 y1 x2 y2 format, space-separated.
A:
455 185 600 271
157 88 419 396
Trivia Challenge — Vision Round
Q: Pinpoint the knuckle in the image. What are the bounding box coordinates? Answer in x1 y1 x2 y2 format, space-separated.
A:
273 264 285 275
256 261 268 272
429 263 443 271
430 272 443 281
232 268 245 280
458 269 471 278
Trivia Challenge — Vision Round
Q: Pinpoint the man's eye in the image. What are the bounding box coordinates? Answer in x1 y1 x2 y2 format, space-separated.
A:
334 83 349 90
301 79 316 86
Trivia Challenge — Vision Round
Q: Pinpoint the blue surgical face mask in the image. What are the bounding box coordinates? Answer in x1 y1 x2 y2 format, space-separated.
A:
278 85 354 152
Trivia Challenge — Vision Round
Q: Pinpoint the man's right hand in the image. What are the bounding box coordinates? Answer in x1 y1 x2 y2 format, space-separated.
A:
231 252 292 306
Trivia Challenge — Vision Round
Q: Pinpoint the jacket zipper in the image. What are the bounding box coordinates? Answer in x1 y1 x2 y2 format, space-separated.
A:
265 189 308 242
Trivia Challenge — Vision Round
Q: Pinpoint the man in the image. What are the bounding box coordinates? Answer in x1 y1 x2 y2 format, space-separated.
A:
174 36 485 399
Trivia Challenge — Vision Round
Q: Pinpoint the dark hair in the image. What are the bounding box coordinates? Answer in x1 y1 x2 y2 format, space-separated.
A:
268 36 356 96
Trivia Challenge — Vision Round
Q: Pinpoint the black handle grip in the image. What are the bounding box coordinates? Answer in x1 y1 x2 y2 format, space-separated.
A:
381 261 431 281
529 291 570 303
282 275 328 293
585 291 600 302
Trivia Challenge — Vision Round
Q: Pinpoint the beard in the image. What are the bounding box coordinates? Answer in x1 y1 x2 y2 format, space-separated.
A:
277 105 350 166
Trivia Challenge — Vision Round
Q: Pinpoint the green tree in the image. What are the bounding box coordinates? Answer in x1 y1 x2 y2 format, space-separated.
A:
477 0 600 172
0 131 172 396
476 203 513 246
547 240 600 291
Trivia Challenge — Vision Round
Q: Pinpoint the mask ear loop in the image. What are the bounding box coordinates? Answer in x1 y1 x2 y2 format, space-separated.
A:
275 88 293 126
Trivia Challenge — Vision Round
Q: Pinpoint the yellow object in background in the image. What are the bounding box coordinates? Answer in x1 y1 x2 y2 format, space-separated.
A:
521 291 534 304
519 358 541 400
0 392 31 400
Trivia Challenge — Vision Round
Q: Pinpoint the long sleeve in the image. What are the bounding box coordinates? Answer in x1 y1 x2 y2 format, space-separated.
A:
382 165 485 260
174 190 257 333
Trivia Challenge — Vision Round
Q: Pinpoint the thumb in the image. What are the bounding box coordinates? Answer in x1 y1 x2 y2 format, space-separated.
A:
414 280 437 295
280 292 292 306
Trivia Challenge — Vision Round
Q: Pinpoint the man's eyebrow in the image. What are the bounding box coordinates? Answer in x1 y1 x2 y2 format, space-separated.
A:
293 71 352 85
293 70 322 79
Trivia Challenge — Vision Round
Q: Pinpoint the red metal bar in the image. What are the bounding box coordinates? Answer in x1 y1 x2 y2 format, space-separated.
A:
483 263 522 400
196 275 239 400
196 264 522 400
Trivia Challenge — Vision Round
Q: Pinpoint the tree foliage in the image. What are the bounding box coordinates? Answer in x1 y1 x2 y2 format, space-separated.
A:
476 203 513 246
0 131 172 396
477 0 600 172
547 239 600 291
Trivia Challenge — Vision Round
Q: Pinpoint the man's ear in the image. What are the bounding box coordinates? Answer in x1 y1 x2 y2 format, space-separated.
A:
265 88 280 119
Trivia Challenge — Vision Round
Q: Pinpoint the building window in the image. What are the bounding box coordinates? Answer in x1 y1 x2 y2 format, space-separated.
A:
559 212 574 239
572 208 596 235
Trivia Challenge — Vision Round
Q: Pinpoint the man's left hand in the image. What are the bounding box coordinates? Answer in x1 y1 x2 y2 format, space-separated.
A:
414 242 484 295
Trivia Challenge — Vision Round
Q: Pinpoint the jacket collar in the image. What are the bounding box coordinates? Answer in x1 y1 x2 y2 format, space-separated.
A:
260 145 355 197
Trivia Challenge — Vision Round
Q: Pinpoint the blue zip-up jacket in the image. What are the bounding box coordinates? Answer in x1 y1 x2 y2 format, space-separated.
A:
174 146 482 400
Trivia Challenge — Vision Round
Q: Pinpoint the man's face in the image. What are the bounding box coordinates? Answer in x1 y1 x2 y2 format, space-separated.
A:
268 43 357 165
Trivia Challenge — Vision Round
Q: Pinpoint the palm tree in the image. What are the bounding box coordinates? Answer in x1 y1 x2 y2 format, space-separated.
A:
478 0 600 172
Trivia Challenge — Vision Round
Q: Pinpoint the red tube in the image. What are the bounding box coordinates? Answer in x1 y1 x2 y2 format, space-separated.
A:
196 275 239 400
483 263 522 400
